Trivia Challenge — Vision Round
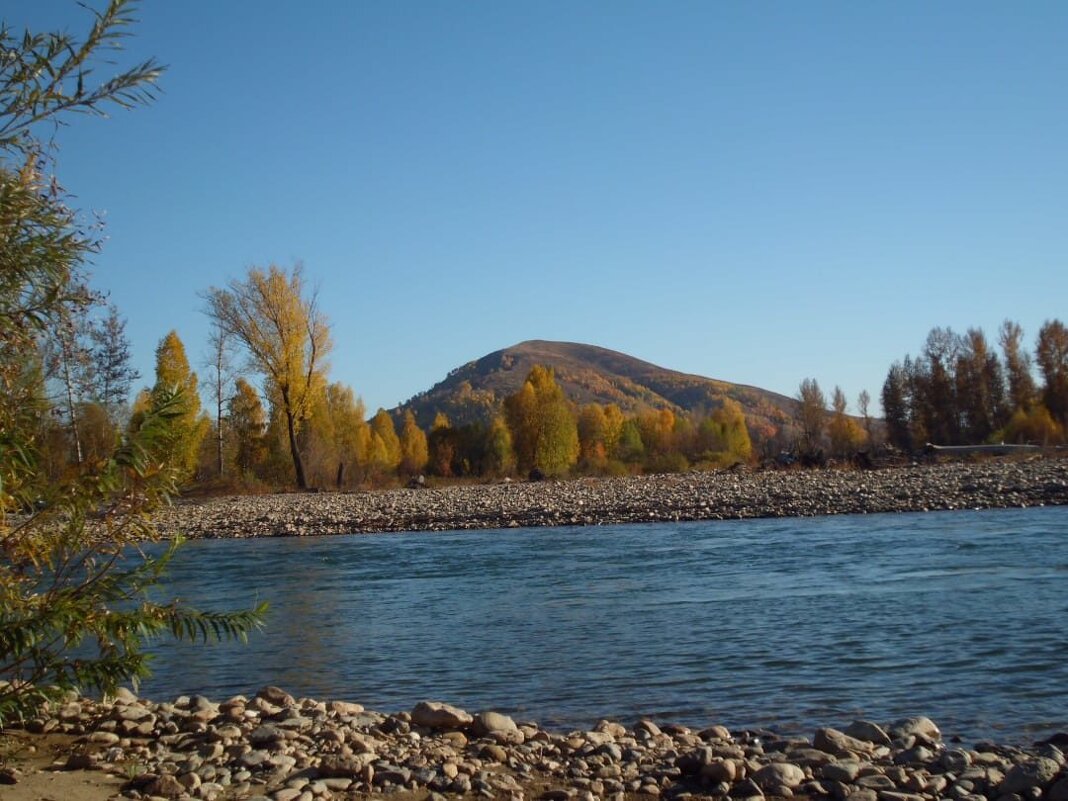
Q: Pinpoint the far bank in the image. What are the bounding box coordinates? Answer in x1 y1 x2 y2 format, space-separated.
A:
156 458 1068 539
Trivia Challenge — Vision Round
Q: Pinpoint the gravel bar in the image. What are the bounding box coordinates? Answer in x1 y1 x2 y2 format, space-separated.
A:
156 459 1068 539
5 687 1068 801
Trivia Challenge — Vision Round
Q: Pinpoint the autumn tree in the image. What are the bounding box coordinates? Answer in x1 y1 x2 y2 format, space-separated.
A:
999 320 1037 412
368 408 401 479
141 331 208 481
1036 319 1068 428
229 377 268 475
827 386 865 457
484 414 515 476
399 410 429 476
428 412 456 477
204 264 332 490
954 328 1006 443
503 365 579 477
697 399 752 466
577 404 610 471
324 382 369 487
857 389 874 445
797 378 827 452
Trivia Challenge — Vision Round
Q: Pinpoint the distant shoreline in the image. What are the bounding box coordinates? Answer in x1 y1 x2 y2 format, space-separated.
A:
156 458 1068 539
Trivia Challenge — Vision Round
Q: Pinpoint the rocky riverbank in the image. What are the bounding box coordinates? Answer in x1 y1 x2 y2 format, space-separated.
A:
2 687 1067 801
156 459 1068 539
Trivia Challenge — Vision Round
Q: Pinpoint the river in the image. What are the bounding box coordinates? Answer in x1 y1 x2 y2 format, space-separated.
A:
140 506 1068 744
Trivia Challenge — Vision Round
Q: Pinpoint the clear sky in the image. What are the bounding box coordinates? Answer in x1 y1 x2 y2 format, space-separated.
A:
15 1 1068 415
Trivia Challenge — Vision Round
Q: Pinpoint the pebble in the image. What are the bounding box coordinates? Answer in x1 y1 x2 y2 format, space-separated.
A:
8 686 1068 801
153 459 1068 539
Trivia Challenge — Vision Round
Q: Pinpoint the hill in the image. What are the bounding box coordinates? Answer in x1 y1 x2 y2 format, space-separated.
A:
394 340 801 439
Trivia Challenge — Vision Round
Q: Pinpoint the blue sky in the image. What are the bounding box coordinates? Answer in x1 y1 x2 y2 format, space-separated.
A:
16 1 1068 415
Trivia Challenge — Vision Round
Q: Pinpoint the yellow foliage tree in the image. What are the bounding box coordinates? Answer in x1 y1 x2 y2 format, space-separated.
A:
369 408 401 477
503 365 579 477
205 264 331 489
229 377 268 475
140 331 208 482
828 386 867 457
399 410 429 476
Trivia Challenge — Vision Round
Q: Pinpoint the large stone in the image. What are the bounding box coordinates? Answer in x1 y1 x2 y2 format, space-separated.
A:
472 710 518 736
701 759 738 783
822 760 863 783
887 717 941 744
318 754 368 778
753 762 806 789
256 686 296 707
410 700 473 730
814 728 875 755
997 758 1061 796
844 721 892 746
1048 777 1068 801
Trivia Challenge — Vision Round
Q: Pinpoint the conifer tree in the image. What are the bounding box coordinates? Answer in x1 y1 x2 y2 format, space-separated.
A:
145 331 208 481
89 303 139 422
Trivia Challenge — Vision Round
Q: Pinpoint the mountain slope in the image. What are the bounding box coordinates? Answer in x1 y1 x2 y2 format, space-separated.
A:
395 340 800 436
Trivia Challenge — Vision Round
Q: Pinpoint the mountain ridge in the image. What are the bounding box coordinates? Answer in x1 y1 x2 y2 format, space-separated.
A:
394 340 801 440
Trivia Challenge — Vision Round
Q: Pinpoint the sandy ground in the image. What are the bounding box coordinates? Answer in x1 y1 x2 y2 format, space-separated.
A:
0 731 124 801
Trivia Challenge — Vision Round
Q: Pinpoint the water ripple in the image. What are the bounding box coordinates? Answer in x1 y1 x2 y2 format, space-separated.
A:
139 506 1068 744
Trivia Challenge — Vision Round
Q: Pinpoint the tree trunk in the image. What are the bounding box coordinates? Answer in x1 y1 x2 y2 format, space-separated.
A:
216 390 225 478
60 336 84 465
285 407 307 490
336 461 345 489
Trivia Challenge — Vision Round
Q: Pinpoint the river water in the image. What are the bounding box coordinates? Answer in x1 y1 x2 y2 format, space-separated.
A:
140 506 1068 744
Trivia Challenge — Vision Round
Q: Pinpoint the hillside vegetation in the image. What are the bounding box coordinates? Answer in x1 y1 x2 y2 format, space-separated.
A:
397 340 799 436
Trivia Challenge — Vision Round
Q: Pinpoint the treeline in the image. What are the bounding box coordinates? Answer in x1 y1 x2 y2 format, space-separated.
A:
23 263 1067 493
881 320 1067 450
24 263 755 492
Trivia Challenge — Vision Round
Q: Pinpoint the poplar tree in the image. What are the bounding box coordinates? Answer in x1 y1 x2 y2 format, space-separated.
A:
399 410 429 476
229 378 267 475
999 320 1037 412
369 408 401 474
797 378 827 451
204 264 332 490
1036 319 1068 428
504 365 579 477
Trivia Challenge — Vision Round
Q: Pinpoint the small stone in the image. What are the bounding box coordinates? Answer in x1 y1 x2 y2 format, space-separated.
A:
63 752 95 771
